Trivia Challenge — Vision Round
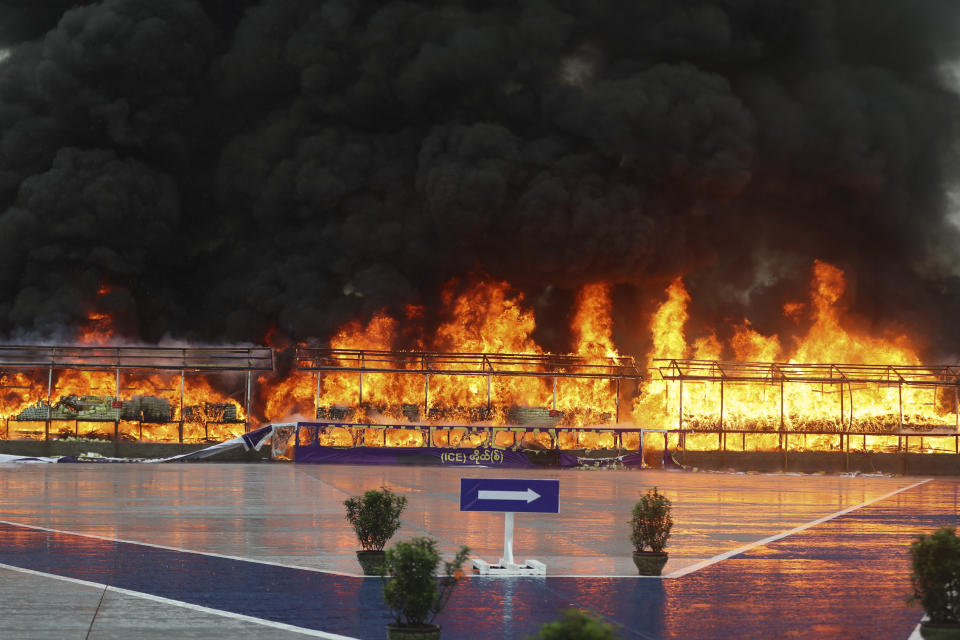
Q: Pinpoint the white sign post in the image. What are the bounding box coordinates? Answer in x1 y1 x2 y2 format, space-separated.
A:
460 478 559 576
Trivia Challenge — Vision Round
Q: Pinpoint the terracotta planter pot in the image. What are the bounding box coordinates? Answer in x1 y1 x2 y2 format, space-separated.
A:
386 623 441 640
632 551 668 576
355 550 386 575
920 622 960 640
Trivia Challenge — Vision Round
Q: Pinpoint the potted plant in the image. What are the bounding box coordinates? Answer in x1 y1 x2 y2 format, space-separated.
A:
530 608 617 639
909 526 960 639
630 486 673 576
381 536 470 640
344 486 407 575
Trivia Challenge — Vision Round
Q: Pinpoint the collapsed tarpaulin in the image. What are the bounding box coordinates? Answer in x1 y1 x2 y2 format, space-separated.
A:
0 423 285 464
156 422 279 462
664 446 685 470
0 454 60 464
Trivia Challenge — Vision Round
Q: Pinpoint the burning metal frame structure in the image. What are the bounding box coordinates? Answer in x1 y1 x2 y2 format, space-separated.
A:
0 345 274 442
655 358 960 454
297 348 643 423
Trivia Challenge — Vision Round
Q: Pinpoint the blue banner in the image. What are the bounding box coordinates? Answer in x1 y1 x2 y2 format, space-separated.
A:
294 444 583 468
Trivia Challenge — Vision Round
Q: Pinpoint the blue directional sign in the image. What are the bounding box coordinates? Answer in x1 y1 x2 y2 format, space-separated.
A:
459 478 560 513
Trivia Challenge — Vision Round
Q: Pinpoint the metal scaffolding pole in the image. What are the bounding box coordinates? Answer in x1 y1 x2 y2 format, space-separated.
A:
424 373 430 415
898 382 903 453
115 367 120 421
46 366 52 417
179 369 185 444
678 378 683 429
720 378 725 451
779 378 784 451
487 374 492 411
848 382 854 428
678 378 684 450
358 352 364 405
840 381 844 428
838 380 844 452
45 365 52 441
615 378 620 424
719 380 725 429
246 370 252 426
899 383 903 429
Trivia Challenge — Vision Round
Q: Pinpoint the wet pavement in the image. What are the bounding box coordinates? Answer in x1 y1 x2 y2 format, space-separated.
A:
0 462 956 638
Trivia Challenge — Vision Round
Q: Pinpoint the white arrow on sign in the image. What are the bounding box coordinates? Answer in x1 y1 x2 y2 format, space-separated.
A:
477 488 541 503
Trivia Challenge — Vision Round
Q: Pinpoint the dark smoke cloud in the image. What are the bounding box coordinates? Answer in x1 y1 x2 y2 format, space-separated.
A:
2 147 179 335
0 0 959 357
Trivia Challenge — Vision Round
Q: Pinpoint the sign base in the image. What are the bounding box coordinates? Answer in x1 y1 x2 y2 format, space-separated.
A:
471 558 546 576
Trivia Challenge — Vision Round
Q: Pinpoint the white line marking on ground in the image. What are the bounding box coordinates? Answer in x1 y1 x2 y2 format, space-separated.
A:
0 519 364 578
908 621 923 640
664 478 932 578
0 562 359 640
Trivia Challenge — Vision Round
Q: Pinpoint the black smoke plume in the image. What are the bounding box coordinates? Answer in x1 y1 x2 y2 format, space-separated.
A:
1 0 959 357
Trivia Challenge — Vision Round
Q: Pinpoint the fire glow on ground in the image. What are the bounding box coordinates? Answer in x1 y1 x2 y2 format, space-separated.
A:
0 463 956 639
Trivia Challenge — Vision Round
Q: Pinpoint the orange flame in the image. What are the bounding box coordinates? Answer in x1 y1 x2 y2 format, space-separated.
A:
78 312 114 345
77 284 115 345
257 280 623 427
572 283 617 359
2 261 954 456
435 280 540 354
633 261 951 451
731 320 780 362
646 278 690 372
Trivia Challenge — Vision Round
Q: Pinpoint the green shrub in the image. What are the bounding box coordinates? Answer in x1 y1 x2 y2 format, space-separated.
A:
382 537 470 627
344 486 407 552
630 487 673 553
529 608 618 639
909 526 960 624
